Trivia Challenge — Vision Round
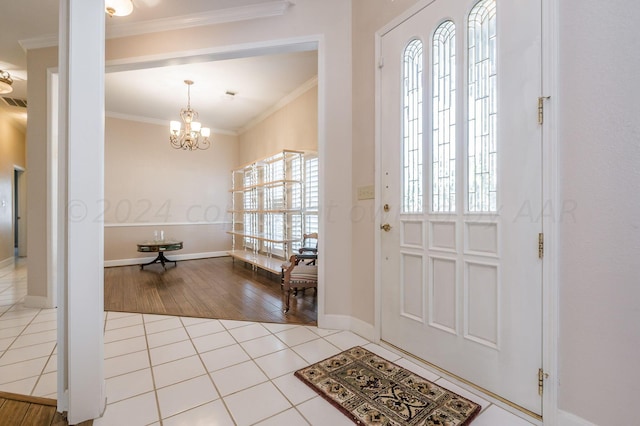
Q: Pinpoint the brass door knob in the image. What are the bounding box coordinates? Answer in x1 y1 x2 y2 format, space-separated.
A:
380 223 392 232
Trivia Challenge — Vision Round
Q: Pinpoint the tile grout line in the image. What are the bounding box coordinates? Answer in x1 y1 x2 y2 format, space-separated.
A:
0 300 43 363
182 316 239 425
236 324 301 425
228 323 307 425
277 332 337 426
28 335 56 397
139 313 164 426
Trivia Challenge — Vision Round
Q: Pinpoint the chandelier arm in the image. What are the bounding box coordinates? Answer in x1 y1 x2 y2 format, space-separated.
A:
198 138 211 150
169 134 184 150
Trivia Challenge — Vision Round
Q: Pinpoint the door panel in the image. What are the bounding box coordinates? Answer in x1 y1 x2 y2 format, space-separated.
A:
379 0 542 414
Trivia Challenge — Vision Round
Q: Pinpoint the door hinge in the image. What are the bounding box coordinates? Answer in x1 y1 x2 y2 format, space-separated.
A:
537 96 550 125
378 57 384 69
538 368 548 396
538 233 544 258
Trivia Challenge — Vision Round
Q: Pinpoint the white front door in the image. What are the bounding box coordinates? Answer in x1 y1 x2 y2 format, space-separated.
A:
379 0 543 415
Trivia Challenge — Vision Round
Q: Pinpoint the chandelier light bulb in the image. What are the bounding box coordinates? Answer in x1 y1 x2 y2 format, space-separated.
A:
170 121 181 133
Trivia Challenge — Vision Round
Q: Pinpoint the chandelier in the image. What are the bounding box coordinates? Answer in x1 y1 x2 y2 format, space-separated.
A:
0 70 13 94
169 80 211 151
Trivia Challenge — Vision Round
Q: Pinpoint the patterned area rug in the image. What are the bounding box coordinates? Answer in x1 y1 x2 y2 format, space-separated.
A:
295 346 481 425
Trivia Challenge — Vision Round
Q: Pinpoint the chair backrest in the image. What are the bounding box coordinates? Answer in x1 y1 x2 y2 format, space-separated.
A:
300 233 318 252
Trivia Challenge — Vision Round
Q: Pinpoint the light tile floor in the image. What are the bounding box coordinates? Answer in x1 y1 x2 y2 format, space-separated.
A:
0 260 538 425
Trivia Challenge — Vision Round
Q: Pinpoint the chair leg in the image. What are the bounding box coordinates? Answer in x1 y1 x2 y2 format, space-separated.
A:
283 288 291 313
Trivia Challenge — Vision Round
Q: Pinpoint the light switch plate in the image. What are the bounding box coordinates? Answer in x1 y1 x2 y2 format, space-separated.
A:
357 185 375 200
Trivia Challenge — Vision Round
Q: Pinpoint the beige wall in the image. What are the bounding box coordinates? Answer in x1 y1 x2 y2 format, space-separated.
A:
558 1 640 424
350 0 421 325
104 117 237 262
238 84 317 165
26 46 57 298
0 110 26 263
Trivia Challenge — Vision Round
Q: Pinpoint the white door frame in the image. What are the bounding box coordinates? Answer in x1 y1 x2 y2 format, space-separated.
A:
373 0 560 423
101 36 326 323
539 0 560 423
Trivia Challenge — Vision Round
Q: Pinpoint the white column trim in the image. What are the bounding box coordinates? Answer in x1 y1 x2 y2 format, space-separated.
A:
58 0 107 422
46 68 59 311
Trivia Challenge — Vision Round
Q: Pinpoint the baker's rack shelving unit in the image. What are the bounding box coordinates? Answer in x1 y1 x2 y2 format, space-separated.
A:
227 150 313 275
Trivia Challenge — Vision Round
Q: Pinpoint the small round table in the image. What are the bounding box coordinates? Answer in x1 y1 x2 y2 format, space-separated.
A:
137 240 183 270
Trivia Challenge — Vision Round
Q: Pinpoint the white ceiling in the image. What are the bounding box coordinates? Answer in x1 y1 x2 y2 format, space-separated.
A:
106 50 318 133
0 0 318 133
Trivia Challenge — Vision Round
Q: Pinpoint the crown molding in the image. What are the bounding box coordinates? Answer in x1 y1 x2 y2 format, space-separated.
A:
107 1 293 39
19 35 58 51
105 111 238 136
19 1 294 51
239 75 317 135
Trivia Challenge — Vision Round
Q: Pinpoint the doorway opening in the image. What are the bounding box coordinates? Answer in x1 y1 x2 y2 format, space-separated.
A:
13 166 26 258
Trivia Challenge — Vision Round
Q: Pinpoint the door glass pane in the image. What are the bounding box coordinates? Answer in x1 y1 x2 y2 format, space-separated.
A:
402 39 424 213
467 0 497 212
432 20 456 213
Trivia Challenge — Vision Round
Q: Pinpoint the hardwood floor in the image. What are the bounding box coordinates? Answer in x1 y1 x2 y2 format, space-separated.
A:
104 256 317 325
0 392 91 426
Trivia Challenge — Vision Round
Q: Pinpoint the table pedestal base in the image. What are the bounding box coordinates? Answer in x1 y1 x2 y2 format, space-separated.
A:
140 252 177 270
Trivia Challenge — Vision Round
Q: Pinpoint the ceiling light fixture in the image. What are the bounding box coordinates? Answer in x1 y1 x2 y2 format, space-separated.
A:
105 0 133 17
0 70 13 95
169 80 211 151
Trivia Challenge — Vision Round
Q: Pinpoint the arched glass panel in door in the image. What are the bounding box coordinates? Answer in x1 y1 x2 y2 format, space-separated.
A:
432 20 456 213
402 39 424 213
467 0 497 212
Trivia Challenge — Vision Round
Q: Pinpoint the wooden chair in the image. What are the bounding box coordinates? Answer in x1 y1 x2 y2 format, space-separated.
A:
282 254 318 313
296 232 318 264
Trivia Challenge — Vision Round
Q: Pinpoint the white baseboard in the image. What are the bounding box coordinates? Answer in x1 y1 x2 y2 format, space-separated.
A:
319 314 376 342
0 257 14 269
104 251 229 267
25 295 56 309
557 409 598 426
319 314 351 331
350 316 376 341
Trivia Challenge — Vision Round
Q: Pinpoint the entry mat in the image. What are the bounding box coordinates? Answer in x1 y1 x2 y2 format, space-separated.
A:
295 346 481 425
